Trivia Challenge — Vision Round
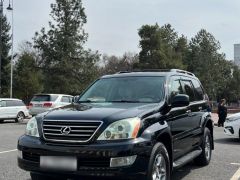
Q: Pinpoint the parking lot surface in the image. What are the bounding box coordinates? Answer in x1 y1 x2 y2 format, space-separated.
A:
0 119 240 180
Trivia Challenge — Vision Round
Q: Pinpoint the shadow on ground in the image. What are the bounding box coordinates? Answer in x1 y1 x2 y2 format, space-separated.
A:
172 161 203 180
214 137 240 145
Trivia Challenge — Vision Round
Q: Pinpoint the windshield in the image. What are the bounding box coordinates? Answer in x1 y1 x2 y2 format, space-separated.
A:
79 76 165 103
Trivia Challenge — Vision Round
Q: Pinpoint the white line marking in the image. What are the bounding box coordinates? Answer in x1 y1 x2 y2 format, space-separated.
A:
231 168 240 180
0 149 17 154
231 163 240 166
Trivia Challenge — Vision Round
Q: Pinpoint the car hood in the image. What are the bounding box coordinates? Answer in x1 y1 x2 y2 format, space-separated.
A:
39 102 163 123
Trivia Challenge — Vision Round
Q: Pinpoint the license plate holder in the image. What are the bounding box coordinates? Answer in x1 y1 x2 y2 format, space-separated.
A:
40 156 77 171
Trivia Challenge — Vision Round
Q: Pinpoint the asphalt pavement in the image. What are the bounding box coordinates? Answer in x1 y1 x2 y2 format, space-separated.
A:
0 119 240 180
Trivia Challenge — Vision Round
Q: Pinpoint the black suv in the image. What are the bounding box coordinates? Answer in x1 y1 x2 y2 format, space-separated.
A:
18 69 214 180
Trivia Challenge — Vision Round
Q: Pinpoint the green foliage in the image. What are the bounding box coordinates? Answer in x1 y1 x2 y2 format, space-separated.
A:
100 53 139 75
186 29 235 101
33 0 99 95
13 48 43 104
135 25 240 102
0 15 11 97
136 24 186 69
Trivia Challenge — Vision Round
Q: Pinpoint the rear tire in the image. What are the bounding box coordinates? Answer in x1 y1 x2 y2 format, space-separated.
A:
15 112 25 123
30 172 67 180
194 128 212 166
146 142 171 180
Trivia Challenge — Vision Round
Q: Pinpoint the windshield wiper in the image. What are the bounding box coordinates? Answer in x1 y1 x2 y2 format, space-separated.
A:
109 100 140 103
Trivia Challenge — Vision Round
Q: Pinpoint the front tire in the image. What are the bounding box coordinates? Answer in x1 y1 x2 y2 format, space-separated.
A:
194 128 212 166
15 112 25 123
147 142 171 180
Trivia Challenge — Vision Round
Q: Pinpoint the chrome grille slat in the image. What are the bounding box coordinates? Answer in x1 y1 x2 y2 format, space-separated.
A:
42 120 103 143
43 124 98 128
44 133 92 137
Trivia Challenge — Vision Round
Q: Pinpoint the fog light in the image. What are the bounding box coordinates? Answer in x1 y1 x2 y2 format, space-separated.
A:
110 155 137 167
18 150 22 159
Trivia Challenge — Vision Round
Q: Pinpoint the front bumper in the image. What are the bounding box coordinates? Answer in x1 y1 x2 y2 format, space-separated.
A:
18 135 153 177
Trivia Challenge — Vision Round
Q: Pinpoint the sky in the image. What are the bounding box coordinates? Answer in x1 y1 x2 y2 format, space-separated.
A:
4 0 240 60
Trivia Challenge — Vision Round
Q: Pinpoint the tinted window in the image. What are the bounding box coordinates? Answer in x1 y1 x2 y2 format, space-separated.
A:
31 95 58 102
181 80 195 102
192 79 204 100
61 96 71 103
79 77 165 103
169 78 183 101
0 101 6 107
32 95 50 101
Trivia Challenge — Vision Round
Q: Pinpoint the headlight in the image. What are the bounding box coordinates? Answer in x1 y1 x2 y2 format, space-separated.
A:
97 117 141 140
25 117 39 137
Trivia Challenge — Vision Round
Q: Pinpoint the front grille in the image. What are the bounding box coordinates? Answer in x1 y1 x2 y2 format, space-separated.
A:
22 151 40 163
42 120 102 143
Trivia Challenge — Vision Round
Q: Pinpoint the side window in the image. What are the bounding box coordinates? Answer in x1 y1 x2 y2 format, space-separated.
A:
192 79 204 100
15 101 25 106
169 78 183 102
61 96 71 103
6 101 17 107
0 101 7 107
181 80 195 102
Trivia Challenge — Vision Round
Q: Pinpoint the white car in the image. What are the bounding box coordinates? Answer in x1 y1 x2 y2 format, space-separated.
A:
28 94 73 116
0 98 30 123
224 113 240 139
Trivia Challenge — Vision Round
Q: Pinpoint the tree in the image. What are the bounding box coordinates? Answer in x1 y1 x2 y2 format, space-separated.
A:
136 24 186 69
187 29 231 100
34 0 99 95
14 43 43 104
100 52 138 75
0 15 11 97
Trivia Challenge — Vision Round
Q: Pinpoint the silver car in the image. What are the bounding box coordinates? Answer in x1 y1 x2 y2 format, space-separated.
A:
28 94 73 116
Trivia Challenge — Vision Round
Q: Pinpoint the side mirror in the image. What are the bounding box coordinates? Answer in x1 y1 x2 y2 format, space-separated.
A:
171 94 189 108
72 96 80 103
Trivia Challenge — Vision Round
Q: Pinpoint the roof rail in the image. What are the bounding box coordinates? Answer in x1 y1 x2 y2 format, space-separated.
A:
115 71 130 74
116 69 195 76
132 69 171 72
170 69 195 76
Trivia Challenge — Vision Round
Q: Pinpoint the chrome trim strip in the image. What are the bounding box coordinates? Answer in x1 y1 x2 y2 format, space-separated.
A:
43 124 98 128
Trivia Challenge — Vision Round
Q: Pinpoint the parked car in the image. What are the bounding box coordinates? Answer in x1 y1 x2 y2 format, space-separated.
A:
18 69 214 180
28 94 73 116
224 113 240 139
0 98 30 123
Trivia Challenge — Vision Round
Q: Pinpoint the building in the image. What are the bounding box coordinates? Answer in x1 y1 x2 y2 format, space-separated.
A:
234 44 240 66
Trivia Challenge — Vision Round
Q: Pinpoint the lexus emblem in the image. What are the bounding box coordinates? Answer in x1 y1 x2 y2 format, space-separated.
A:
61 126 71 135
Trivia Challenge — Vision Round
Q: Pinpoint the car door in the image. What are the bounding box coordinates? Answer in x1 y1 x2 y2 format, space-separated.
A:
180 77 201 148
0 100 8 119
167 76 191 159
5 100 18 118
190 78 207 145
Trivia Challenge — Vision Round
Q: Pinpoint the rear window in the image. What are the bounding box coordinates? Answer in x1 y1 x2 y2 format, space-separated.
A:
31 95 58 102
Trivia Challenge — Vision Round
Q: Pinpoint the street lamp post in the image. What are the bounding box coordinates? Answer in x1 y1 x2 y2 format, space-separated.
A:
7 0 13 98
0 0 3 96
